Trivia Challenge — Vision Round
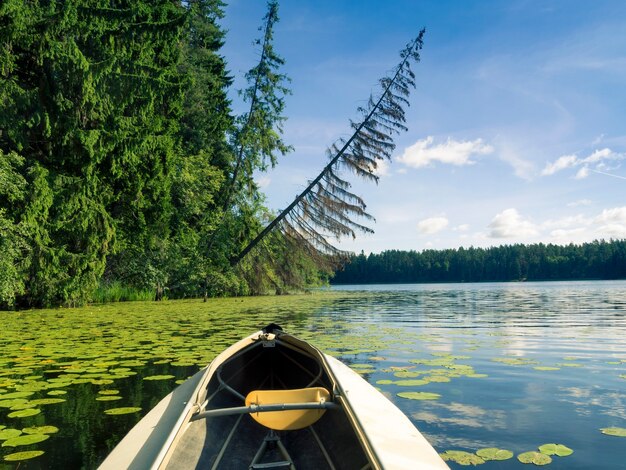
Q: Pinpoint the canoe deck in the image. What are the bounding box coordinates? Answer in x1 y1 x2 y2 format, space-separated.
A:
164 332 370 469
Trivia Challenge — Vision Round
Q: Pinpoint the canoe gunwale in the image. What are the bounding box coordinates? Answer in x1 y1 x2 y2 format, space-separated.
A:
99 329 449 470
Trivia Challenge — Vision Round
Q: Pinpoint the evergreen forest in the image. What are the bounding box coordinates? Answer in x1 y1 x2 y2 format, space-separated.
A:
0 0 322 308
332 240 626 284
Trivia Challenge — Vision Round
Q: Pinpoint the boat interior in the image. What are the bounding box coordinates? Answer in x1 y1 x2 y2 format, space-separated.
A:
164 330 372 469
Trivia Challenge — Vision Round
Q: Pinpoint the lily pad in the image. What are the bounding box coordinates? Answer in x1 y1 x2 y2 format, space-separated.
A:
47 390 67 396
0 391 34 400
533 366 560 371
0 429 23 441
518 451 552 465
143 375 175 381
30 398 66 406
394 379 429 386
397 392 441 400
393 371 422 378
2 433 50 447
440 450 485 465
7 408 41 418
538 443 573 456
96 396 123 401
98 390 120 395
104 407 142 415
3 450 45 461
600 427 626 437
22 425 59 435
376 379 394 385
476 448 513 461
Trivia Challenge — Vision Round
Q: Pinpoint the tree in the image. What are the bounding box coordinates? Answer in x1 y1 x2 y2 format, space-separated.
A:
1 1 187 306
232 30 427 275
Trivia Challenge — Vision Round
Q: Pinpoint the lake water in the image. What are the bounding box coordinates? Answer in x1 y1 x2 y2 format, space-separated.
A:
0 280 625 468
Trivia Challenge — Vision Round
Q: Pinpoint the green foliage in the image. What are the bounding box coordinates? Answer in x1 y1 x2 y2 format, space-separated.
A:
475 448 514 461
0 152 29 308
600 427 626 437
91 282 155 304
0 0 357 307
440 450 485 465
538 443 573 457
334 240 626 284
517 451 552 465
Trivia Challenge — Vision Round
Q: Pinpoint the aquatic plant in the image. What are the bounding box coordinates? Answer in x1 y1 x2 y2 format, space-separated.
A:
104 407 142 416
538 443 573 456
517 451 552 465
475 448 513 461
600 427 626 437
440 450 485 465
3 450 45 461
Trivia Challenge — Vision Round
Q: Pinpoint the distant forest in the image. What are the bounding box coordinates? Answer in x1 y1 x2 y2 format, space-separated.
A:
332 240 626 284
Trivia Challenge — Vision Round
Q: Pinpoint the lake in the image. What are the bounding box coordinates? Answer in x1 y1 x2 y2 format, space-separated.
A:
0 280 625 468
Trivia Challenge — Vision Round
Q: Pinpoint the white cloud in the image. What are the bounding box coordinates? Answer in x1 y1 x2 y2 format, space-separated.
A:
396 136 493 169
454 224 470 232
542 148 625 178
417 216 449 234
541 154 578 175
574 166 589 179
488 208 538 238
583 148 613 163
595 207 626 225
596 224 626 238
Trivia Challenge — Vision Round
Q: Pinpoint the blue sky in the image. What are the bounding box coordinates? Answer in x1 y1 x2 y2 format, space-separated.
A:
221 0 626 254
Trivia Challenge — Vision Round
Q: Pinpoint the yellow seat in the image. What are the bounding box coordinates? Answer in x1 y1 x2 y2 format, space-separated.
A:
245 387 331 431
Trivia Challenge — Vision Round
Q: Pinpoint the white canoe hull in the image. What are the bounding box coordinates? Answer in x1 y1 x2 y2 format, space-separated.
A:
99 327 448 470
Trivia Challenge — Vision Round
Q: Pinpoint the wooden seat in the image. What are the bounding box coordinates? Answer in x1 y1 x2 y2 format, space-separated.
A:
245 387 331 431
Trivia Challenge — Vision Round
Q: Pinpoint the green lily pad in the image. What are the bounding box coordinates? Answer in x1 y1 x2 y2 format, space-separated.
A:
397 392 441 400
22 425 59 435
3 450 45 461
518 451 552 465
476 448 513 460
376 379 394 385
47 390 67 396
98 390 120 395
9 402 36 411
600 427 626 437
0 429 23 441
104 407 142 415
0 398 29 408
2 433 50 447
96 396 123 401
30 398 66 406
440 450 485 465
7 408 41 418
533 366 560 371
538 443 573 456
143 375 175 381
394 379 429 386
0 391 34 400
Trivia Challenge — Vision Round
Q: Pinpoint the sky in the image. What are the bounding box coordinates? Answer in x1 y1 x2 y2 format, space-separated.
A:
220 0 626 254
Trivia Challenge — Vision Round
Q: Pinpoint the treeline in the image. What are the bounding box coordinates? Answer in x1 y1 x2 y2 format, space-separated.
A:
332 240 626 284
0 1 328 309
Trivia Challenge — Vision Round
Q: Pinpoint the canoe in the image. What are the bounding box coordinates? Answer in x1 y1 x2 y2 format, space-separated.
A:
99 324 449 469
